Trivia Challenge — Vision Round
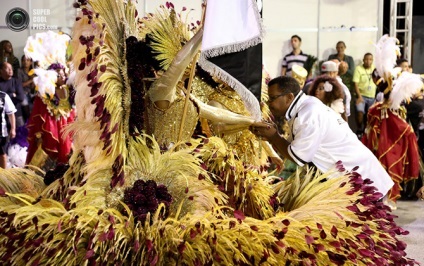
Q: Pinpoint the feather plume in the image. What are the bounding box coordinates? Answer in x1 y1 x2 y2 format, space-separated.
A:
31 68 58 97
24 31 70 69
7 144 27 168
390 72 424 109
374 35 400 80
139 6 193 71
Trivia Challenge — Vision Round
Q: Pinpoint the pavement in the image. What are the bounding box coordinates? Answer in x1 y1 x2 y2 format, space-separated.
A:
394 199 424 264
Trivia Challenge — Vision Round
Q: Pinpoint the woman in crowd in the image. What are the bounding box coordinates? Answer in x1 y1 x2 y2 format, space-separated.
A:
0 40 20 77
328 41 355 75
328 41 355 93
17 55 35 123
308 75 347 120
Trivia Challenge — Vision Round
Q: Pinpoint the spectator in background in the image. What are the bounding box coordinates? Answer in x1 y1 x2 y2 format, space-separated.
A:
17 55 35 123
0 91 16 168
0 62 25 127
352 53 376 138
328 41 355 76
308 75 347 121
321 60 351 117
281 35 308 77
397 58 410 73
0 40 20 77
328 42 355 104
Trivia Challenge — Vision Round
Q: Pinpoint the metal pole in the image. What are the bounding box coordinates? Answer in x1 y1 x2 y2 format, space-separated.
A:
377 0 384 40
390 0 397 37
406 0 413 61
317 0 321 60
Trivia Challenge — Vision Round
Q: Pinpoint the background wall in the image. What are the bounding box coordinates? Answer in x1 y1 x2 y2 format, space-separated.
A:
1 0 383 78
137 0 383 78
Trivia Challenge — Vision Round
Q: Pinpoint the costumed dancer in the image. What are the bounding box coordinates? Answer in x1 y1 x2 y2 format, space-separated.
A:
362 35 422 209
24 31 75 170
0 1 418 265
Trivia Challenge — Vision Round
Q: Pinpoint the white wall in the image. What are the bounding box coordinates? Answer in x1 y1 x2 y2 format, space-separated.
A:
136 0 382 78
1 0 382 78
0 0 75 62
264 0 382 77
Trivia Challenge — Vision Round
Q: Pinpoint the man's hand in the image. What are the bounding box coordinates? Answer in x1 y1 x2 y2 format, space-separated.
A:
356 94 364 105
270 156 284 174
249 121 278 141
9 129 16 139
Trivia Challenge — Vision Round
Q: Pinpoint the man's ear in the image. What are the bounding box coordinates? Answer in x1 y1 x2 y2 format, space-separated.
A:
286 93 295 102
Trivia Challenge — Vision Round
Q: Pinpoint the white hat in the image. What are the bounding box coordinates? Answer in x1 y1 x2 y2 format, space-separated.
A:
321 61 338 72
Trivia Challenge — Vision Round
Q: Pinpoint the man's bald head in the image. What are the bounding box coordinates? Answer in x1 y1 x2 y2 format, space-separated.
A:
0 62 13 80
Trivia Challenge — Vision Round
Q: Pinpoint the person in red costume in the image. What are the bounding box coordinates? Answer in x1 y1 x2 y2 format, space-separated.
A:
26 63 75 169
362 69 421 209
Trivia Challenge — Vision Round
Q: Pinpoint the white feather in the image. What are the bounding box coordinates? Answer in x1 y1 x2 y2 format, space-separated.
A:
374 35 400 79
390 72 424 110
32 69 58 97
24 31 70 69
7 145 28 168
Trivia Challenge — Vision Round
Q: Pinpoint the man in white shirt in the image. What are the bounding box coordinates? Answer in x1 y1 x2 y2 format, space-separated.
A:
250 76 394 197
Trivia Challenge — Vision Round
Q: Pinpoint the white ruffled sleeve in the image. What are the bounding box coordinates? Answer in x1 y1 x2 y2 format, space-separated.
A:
330 98 345 115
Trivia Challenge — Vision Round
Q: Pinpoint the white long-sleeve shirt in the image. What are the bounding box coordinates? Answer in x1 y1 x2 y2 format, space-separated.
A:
285 92 394 196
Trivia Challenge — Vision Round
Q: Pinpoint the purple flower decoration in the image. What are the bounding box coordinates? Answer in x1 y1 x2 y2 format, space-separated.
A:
47 63 65 71
123 180 173 225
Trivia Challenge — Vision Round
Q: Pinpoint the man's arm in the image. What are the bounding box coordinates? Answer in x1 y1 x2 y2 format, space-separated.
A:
281 55 288 76
346 56 355 76
12 78 25 104
267 131 293 161
354 82 363 104
249 121 294 161
281 67 287 76
352 67 363 104
8 113 16 139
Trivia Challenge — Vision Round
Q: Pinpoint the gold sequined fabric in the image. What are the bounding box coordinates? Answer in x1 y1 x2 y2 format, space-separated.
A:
191 77 216 103
146 96 199 147
191 77 271 164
